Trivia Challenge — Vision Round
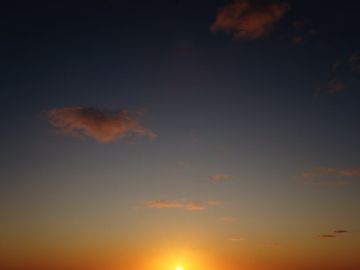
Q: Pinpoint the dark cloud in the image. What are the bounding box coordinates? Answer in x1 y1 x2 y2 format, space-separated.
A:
45 107 156 143
319 234 337 238
211 0 289 40
334 230 349 234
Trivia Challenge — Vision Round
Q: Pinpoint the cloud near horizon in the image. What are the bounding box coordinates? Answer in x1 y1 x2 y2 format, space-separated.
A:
211 0 289 40
45 107 156 143
145 200 224 211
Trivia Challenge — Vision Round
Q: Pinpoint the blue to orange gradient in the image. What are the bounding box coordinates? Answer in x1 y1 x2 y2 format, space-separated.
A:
1 1 360 270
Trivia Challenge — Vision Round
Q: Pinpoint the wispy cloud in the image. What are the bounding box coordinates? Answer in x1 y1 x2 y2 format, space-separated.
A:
210 173 232 183
302 167 360 186
319 234 337 239
45 107 156 143
211 0 289 40
145 200 223 211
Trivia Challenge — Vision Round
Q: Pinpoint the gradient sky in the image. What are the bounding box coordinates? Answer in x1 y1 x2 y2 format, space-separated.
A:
1 1 360 270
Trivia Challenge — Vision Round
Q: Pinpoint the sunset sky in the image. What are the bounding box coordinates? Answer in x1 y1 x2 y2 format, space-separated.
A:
1 1 360 270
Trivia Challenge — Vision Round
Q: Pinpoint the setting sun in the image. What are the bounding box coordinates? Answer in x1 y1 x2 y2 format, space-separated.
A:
176 266 183 270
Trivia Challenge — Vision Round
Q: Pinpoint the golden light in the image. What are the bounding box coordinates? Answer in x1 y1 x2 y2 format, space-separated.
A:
175 266 183 270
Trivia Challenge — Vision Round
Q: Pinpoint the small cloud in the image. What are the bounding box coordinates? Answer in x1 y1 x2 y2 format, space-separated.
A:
319 234 337 238
145 200 222 211
349 52 360 72
222 216 238 223
45 107 156 143
325 79 346 94
211 0 289 40
334 230 349 234
210 173 232 183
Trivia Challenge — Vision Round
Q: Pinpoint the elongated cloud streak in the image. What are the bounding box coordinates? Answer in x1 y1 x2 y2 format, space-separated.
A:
211 0 289 40
145 200 223 211
303 167 360 178
46 107 156 143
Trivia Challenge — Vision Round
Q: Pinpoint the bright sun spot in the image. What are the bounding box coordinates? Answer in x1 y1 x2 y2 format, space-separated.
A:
176 266 183 270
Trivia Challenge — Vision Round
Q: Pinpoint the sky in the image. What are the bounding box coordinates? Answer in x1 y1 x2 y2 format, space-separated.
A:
1 1 360 270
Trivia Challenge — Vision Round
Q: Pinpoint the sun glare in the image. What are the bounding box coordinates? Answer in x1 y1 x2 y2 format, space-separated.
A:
175 266 183 270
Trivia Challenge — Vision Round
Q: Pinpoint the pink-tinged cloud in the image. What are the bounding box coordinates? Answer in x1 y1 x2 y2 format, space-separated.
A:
210 173 232 183
46 107 156 143
211 0 289 40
